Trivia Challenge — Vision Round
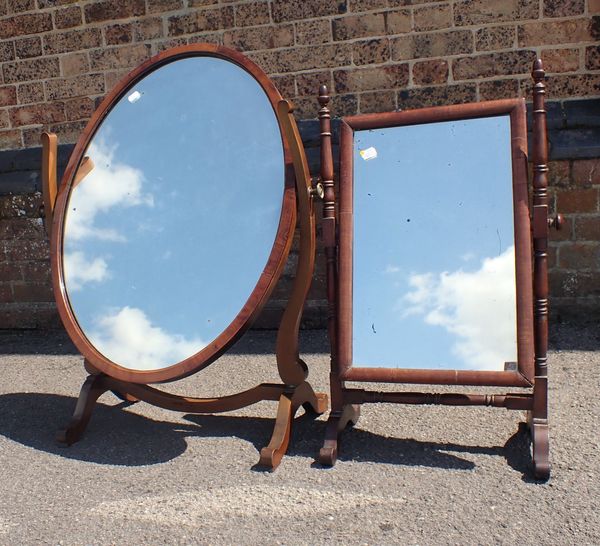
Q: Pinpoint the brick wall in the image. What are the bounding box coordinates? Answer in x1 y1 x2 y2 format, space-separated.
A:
0 0 599 328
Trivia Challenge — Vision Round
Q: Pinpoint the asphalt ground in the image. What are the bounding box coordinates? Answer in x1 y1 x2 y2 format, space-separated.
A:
0 323 598 545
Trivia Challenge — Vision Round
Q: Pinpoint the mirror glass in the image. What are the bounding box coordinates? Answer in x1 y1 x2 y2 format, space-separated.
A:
352 115 517 371
62 56 284 371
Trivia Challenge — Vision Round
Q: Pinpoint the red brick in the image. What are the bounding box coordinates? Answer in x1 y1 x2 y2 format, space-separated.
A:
0 261 22 282
334 64 408 93
414 4 451 32
0 218 45 240
272 0 347 23
15 36 41 59
547 160 571 188
575 216 600 241
0 41 15 62
359 90 396 113
12 282 54 303
391 30 473 61
64 96 94 121
46 119 87 141
9 102 65 127
586 46 600 71
0 129 21 149
454 0 538 26
54 5 82 29
295 19 332 45
518 19 592 47
60 52 89 77
147 0 183 13
543 0 584 17
572 159 600 187
132 17 163 42
3 57 60 83
0 86 17 107
17 82 43 104
559 243 600 270
542 48 580 73
104 23 133 45
187 32 223 46
333 13 386 41
168 7 234 36
386 9 411 34
223 25 293 51
478 78 521 100
591 0 600 13
84 0 145 24
475 26 516 52
296 71 331 96
7 0 36 13
0 284 13 303
349 0 387 11
43 28 102 55
0 110 8 129
235 1 270 27
540 74 600 100
0 13 52 39
38 0 81 7
557 188 599 213
271 74 295 99
3 239 49 261
398 83 477 109
453 50 536 80
45 74 104 100
90 44 151 71
19 262 51 283
413 59 448 86
353 38 390 65
249 43 351 73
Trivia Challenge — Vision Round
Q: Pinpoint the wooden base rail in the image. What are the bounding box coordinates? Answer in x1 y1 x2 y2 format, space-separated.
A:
342 389 533 410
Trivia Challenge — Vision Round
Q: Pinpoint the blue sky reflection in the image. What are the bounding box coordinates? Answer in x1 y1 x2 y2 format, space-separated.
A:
63 57 284 371
352 115 518 370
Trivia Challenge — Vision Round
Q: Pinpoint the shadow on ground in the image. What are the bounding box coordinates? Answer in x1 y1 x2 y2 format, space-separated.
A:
0 392 532 477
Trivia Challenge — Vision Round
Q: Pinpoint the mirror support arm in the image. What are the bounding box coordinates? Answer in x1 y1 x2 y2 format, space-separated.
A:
274 99 317 386
41 132 58 237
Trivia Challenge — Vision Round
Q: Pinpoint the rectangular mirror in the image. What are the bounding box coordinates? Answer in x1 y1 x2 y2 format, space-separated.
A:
338 100 534 387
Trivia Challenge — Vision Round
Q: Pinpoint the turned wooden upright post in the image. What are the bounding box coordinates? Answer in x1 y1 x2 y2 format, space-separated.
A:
318 85 337 374
531 59 551 480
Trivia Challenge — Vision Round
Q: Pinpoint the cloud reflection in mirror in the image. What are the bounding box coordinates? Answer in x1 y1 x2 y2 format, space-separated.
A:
88 306 207 371
402 246 517 370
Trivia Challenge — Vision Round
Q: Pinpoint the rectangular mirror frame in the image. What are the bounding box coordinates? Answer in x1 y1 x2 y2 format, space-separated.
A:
338 99 534 388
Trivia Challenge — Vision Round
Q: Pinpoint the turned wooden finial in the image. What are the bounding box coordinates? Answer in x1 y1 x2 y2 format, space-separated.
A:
532 58 545 86
318 84 330 108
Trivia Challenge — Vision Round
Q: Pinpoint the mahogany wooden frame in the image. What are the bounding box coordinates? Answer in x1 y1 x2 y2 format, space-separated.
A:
339 99 533 387
318 60 557 480
42 44 327 469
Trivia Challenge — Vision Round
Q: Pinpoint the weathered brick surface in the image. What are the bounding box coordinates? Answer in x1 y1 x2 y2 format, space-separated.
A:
0 1 597 326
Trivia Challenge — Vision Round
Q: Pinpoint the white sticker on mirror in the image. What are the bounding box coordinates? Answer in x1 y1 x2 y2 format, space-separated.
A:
127 90 142 103
359 147 378 161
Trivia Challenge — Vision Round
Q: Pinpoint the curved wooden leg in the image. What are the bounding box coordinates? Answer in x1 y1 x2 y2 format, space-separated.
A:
57 374 109 446
110 390 139 403
319 404 360 466
258 382 328 470
530 416 550 480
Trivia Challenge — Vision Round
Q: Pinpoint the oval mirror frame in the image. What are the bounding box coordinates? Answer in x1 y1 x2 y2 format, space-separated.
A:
50 44 297 384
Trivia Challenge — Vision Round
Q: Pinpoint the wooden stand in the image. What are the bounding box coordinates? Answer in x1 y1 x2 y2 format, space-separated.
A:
317 61 560 480
41 99 327 470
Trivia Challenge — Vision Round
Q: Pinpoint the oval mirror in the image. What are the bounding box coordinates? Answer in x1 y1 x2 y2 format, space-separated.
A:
51 45 295 383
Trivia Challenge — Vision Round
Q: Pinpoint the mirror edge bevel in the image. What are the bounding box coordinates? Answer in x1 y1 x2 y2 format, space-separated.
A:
337 99 534 388
50 43 298 384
